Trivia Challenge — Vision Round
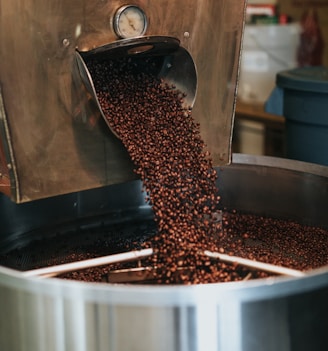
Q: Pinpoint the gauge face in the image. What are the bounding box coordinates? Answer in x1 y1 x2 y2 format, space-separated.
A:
113 5 148 39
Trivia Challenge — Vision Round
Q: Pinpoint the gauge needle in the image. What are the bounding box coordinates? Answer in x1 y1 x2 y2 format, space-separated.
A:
124 13 136 31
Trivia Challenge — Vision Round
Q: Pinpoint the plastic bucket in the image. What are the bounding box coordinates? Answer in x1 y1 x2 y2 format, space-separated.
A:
265 66 328 166
239 23 300 103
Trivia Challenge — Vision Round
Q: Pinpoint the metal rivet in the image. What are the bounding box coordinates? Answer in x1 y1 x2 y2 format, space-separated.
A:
62 38 70 47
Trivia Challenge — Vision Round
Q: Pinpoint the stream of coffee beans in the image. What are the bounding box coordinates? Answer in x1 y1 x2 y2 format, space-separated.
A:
86 56 223 284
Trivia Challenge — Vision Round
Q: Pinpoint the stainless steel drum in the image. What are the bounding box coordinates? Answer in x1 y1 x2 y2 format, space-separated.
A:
0 154 327 351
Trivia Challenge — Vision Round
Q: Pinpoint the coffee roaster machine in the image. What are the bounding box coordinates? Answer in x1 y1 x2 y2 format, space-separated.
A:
0 1 327 350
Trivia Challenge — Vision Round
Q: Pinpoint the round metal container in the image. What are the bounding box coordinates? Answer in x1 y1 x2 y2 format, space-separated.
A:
0 154 327 351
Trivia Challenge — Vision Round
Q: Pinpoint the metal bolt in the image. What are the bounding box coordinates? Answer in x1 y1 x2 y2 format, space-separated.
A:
62 38 70 47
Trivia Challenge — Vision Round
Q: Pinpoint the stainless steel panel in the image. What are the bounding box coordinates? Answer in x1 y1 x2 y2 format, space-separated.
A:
0 0 246 202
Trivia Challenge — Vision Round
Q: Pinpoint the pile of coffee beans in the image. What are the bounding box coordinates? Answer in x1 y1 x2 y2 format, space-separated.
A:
86 55 224 284
1 209 327 283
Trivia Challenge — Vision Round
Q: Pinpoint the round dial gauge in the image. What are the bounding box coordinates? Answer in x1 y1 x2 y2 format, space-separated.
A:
113 5 148 39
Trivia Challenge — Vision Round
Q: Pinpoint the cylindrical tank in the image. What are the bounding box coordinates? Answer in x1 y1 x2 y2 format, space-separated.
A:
0 154 327 351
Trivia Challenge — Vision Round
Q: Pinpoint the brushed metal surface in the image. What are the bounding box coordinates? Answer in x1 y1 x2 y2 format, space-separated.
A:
0 0 246 202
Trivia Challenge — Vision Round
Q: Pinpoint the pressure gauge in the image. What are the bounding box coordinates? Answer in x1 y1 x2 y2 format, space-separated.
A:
113 5 148 39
